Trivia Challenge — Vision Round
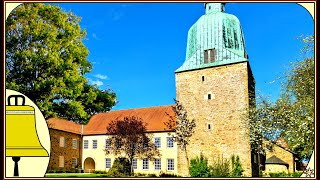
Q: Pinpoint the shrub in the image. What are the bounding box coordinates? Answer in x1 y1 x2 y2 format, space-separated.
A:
268 171 303 177
230 155 244 177
291 171 303 177
189 153 210 177
209 155 230 177
147 173 157 177
106 157 131 177
269 172 288 177
159 173 180 177
93 170 107 174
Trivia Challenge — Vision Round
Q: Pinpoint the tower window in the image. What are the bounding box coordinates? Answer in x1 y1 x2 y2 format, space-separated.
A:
208 124 211 130
202 76 205 81
208 94 211 100
204 50 208 64
204 49 216 64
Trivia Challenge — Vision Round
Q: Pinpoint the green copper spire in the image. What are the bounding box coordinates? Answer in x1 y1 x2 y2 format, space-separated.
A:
205 3 225 14
176 3 249 73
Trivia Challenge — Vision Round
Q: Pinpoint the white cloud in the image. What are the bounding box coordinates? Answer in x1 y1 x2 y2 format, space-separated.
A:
87 78 103 87
94 74 108 80
92 33 101 40
90 80 103 87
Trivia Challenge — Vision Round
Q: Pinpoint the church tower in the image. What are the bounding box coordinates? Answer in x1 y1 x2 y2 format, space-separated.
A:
175 3 257 176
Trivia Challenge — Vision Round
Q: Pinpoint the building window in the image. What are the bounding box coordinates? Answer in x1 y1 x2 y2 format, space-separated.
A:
93 140 97 149
59 136 65 148
204 49 216 64
143 159 149 170
105 139 111 149
132 159 137 169
208 124 212 130
167 159 174 171
72 158 78 168
208 94 211 100
204 50 209 64
72 139 78 149
84 140 88 149
202 76 205 82
59 156 64 168
105 158 111 168
116 140 122 148
154 137 161 149
167 137 174 148
154 159 161 170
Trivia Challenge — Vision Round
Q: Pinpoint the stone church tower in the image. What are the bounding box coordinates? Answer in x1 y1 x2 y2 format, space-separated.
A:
175 3 258 177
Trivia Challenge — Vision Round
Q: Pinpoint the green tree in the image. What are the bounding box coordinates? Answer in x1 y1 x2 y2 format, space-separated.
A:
165 99 196 174
107 157 131 177
230 155 244 177
105 116 160 176
6 3 116 124
245 36 314 160
189 153 210 177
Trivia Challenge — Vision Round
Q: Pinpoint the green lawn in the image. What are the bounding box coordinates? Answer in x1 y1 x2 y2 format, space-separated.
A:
45 173 110 178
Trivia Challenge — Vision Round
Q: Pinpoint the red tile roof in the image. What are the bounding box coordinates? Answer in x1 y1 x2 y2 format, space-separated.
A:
275 138 290 149
47 105 176 135
83 105 175 135
47 118 82 134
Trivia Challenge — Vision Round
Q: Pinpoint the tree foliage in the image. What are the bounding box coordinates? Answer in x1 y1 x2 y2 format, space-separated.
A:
106 157 131 177
105 116 160 175
6 3 116 124
189 153 210 177
230 155 244 177
165 99 196 172
245 36 315 160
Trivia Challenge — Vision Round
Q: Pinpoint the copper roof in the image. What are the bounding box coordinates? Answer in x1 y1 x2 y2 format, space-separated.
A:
83 105 175 135
48 105 176 135
47 118 82 134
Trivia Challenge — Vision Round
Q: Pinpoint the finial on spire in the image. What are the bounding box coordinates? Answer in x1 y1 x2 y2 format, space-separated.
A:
204 3 225 14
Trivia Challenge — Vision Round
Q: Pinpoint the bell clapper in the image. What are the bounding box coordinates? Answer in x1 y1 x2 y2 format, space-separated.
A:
12 157 20 176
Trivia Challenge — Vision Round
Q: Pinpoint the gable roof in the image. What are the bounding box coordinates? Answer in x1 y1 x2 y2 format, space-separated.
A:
265 155 289 165
47 118 82 134
274 138 290 149
83 105 175 135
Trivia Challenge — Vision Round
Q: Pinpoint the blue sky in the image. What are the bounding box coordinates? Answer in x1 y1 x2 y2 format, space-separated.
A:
54 3 314 110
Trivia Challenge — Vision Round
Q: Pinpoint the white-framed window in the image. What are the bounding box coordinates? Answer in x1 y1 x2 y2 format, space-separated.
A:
154 158 161 170
59 156 64 167
93 140 97 149
116 140 122 148
167 137 174 148
167 159 174 171
132 159 137 169
59 136 65 148
72 139 78 149
142 158 149 170
72 158 78 168
84 140 88 149
105 158 111 168
154 137 161 149
105 139 111 149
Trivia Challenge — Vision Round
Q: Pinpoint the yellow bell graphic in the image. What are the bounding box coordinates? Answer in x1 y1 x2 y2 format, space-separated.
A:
6 95 49 176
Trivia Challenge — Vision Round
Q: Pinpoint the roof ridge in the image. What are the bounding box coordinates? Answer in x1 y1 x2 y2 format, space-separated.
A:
109 104 175 112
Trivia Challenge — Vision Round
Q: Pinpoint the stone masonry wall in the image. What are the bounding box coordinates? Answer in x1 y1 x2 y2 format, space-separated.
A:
265 144 295 173
48 129 82 171
175 62 255 177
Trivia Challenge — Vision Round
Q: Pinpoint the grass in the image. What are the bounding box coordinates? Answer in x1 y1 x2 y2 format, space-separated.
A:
45 173 110 178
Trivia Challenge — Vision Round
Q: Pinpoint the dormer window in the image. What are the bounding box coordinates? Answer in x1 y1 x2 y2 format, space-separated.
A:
204 49 216 64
